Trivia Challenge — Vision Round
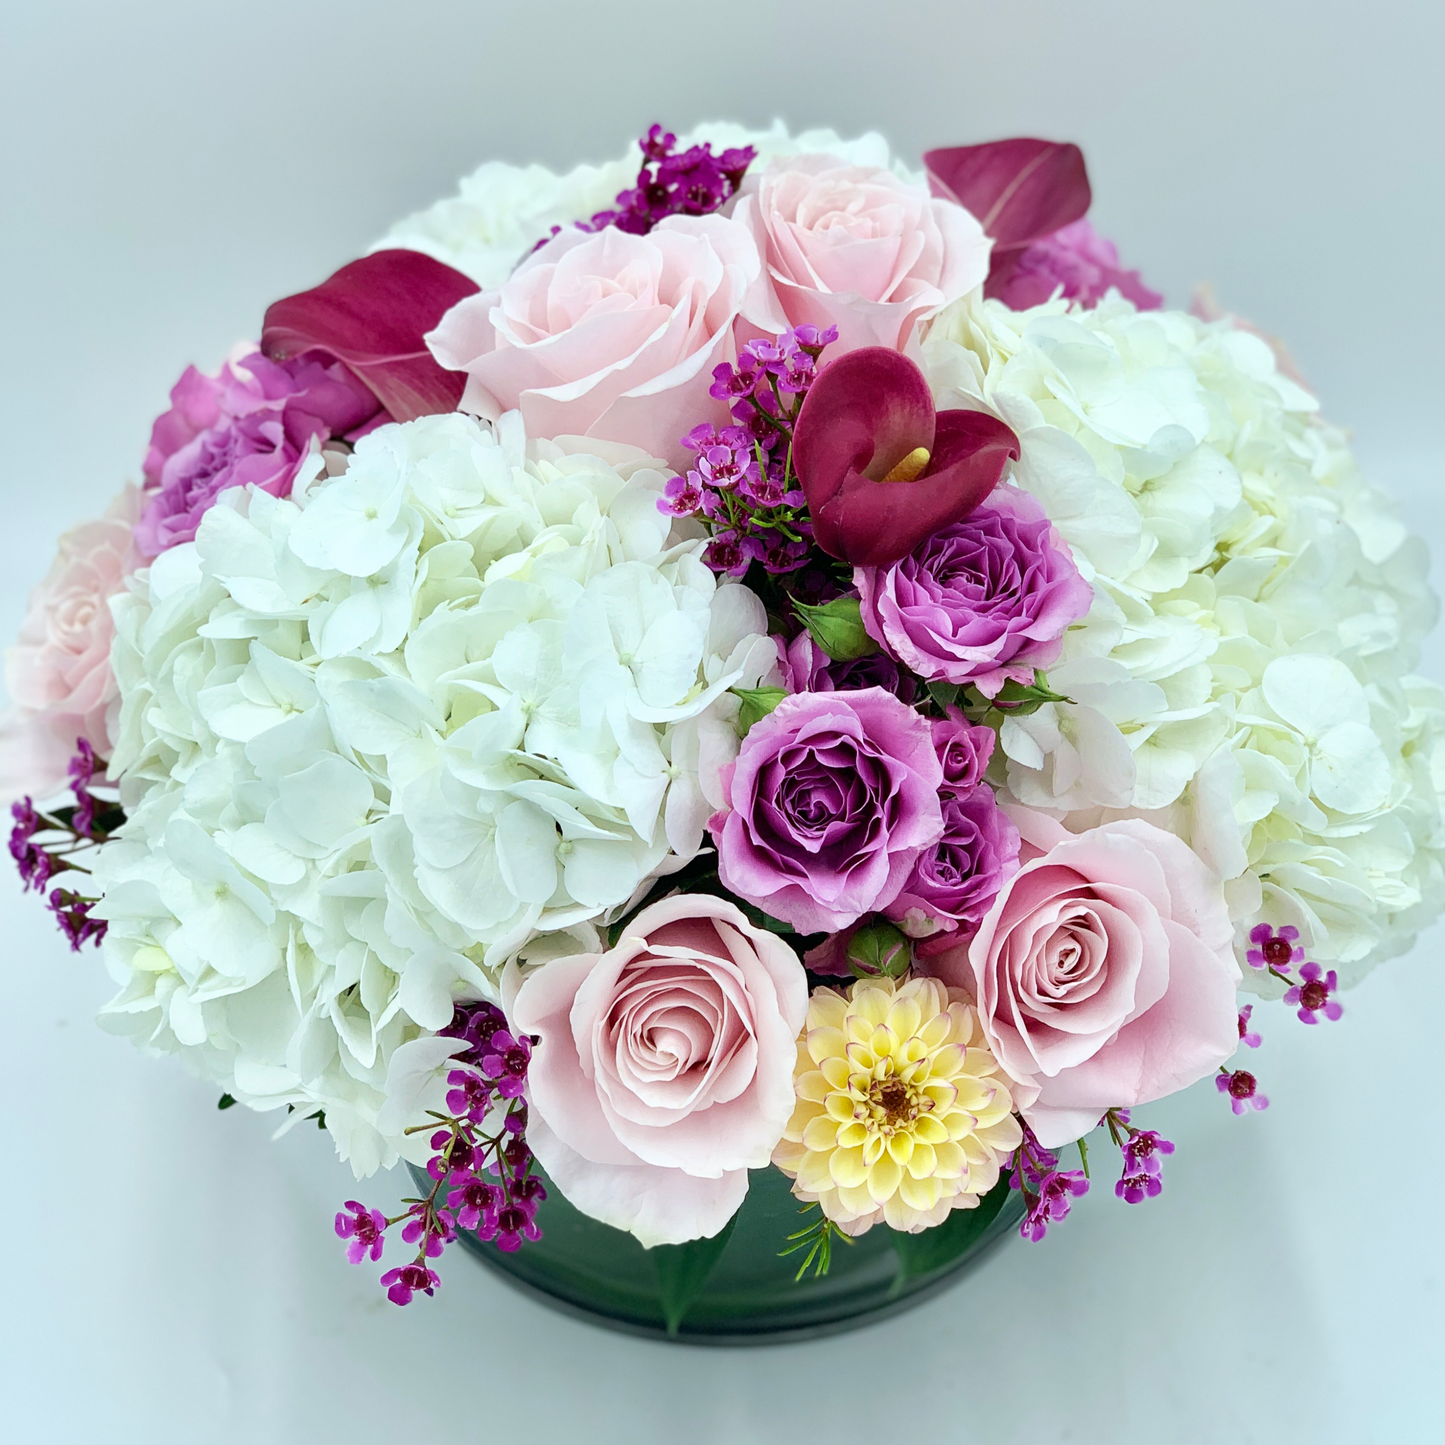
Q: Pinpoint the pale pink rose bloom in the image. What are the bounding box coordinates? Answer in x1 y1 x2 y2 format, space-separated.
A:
0 484 143 801
505 895 808 1246
426 215 760 469
929 805 1240 1147
735 154 991 356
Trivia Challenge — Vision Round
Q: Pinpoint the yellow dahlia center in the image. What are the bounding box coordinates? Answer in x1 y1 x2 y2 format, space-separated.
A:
871 1076 914 1126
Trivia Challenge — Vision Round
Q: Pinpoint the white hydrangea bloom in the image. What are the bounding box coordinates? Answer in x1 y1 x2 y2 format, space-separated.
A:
924 295 1445 981
373 121 915 286
91 413 773 1174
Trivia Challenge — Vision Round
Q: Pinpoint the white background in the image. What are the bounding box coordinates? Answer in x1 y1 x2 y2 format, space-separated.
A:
2 2 1442 1440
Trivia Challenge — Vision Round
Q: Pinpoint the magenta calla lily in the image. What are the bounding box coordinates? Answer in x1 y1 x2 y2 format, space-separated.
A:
923 139 1092 302
791 347 1020 567
261 248 478 421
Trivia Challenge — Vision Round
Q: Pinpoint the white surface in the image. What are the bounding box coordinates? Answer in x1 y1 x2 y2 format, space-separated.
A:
2 3 1441 1441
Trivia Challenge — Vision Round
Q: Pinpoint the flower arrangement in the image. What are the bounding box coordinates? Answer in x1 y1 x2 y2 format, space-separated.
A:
6 121 1441 1321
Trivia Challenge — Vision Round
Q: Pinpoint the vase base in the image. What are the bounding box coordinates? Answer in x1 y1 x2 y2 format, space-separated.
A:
413 1164 1026 1344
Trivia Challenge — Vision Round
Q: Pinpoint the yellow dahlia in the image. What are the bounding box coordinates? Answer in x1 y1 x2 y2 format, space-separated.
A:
772 975 1022 1235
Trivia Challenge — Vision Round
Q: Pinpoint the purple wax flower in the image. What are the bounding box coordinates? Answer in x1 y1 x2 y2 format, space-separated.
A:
426 1128 481 1181
335 1201 388 1264
1284 962 1343 1025
991 218 1163 312
566 126 756 240
401 1200 456 1257
445 1068 493 1123
68 738 102 837
9 798 53 893
440 1000 508 1060
1217 1068 1269 1115
48 888 106 950
495 1201 544 1254
448 1177 502 1233
855 485 1094 699
135 348 383 558
710 688 945 934
1020 1169 1090 1241
1010 1122 1089 1241
1246 923 1303 973
1237 1005 1262 1049
480 1030 532 1100
885 786 1020 949
930 714 997 796
774 631 918 705
379 1262 441 1307
1114 1121 1175 1205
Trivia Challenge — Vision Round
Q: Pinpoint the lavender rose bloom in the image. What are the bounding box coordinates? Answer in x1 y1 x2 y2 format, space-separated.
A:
856 485 1093 698
885 787 1020 949
135 347 382 557
710 688 944 933
931 713 997 794
775 631 917 704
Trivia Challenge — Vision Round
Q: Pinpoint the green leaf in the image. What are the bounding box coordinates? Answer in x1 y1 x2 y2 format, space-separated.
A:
980 669 1072 717
217 1093 237 1110
650 1215 737 1335
731 685 788 735
845 920 912 979
889 1174 1014 1290
927 680 962 711
792 595 879 662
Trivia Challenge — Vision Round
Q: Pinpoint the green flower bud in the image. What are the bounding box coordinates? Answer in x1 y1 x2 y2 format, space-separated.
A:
846 920 912 980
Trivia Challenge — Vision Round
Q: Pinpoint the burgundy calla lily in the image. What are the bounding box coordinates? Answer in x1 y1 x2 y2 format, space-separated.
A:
792 347 1020 567
923 139 1091 301
261 249 478 422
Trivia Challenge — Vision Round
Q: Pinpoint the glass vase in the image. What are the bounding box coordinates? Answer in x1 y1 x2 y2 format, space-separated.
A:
411 1162 1026 1344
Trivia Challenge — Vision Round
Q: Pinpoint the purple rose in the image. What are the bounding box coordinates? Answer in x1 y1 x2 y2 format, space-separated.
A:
885 786 1020 950
855 485 1094 698
710 688 944 934
135 348 383 557
931 713 996 795
774 632 917 704
992 219 1162 312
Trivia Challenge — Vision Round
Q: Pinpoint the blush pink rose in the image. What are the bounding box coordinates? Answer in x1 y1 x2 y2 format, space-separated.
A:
735 154 991 356
426 215 759 470
0 484 143 801
505 895 807 1246
929 806 1240 1147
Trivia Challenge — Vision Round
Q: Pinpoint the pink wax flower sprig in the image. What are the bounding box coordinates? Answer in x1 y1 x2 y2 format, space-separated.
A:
1217 1066 1270 1116
1246 923 1304 978
536 124 757 251
660 325 838 577
9 738 118 950
335 1002 545 1306
1010 1122 1089 1242
1246 924 1343 1026
1237 1005 1262 1049
1104 1108 1176 1205
1284 963 1343 1026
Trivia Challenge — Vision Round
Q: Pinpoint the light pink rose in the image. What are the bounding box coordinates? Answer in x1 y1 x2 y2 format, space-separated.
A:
426 215 759 469
505 895 807 1246
929 806 1240 1147
735 154 991 356
0 484 143 801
